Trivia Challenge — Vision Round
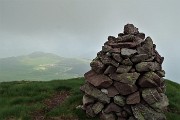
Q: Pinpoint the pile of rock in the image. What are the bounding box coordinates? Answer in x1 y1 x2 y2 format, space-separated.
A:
80 24 169 120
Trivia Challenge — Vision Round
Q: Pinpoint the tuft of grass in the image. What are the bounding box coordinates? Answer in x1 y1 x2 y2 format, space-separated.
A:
0 78 179 120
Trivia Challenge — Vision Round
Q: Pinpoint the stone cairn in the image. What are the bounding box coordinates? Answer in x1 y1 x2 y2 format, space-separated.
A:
80 24 169 120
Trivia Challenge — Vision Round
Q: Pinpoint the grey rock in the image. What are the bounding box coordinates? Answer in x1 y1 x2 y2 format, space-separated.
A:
84 70 113 88
142 88 161 105
135 62 161 72
123 105 133 115
116 65 132 73
121 48 137 57
80 83 110 103
114 82 137 95
83 95 95 107
110 72 140 85
131 54 149 63
137 37 154 57
101 89 108 94
100 112 116 120
131 103 166 120
138 72 161 88
114 95 126 106
92 102 104 114
90 59 106 73
151 93 169 112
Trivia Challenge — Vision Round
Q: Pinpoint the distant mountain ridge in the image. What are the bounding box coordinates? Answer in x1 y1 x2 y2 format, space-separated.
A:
0 52 90 82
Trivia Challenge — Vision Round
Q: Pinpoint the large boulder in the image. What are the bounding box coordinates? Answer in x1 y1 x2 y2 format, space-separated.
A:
110 72 140 85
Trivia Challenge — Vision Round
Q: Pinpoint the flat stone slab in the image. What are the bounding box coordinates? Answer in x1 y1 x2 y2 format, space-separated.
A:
110 72 140 85
135 62 161 72
84 70 113 88
121 48 137 57
80 83 110 103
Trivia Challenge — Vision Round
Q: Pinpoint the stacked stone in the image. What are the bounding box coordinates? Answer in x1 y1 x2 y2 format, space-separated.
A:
80 24 169 120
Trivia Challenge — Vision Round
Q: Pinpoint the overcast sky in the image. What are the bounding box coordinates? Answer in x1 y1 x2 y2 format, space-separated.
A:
0 0 180 83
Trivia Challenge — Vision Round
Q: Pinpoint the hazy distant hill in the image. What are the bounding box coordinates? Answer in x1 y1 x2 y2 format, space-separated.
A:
0 52 90 81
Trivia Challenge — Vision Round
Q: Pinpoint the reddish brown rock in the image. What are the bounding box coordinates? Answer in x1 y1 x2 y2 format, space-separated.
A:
114 82 137 95
136 33 145 39
102 45 112 52
110 48 121 53
90 59 106 73
112 53 123 62
110 72 140 85
107 86 119 97
104 103 122 113
131 54 149 63
122 58 133 66
101 56 119 67
154 50 164 64
108 38 143 48
104 65 117 75
126 91 140 104
84 70 112 88
124 24 139 35
156 70 165 77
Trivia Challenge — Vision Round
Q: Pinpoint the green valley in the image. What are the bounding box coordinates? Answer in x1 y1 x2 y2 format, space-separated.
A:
0 52 90 82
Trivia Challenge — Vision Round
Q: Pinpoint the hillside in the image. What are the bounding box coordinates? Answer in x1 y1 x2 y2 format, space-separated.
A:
0 78 179 120
0 52 90 82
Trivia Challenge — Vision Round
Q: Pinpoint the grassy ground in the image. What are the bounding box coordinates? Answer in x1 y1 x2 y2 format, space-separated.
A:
0 78 179 120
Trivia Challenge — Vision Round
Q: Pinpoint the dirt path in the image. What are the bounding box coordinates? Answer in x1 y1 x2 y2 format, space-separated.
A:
31 91 70 120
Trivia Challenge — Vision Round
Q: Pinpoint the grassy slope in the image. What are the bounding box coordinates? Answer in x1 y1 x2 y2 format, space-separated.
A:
0 78 179 120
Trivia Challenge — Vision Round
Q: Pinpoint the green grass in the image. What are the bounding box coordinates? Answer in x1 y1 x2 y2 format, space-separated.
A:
0 78 179 120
